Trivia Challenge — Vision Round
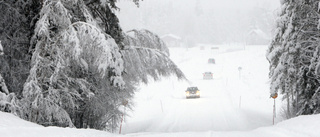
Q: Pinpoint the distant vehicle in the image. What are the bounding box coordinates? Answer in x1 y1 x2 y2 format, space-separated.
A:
208 58 215 64
185 87 200 99
203 72 213 80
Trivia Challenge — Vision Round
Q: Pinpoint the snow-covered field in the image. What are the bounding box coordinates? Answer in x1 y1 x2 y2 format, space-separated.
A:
1 44 320 137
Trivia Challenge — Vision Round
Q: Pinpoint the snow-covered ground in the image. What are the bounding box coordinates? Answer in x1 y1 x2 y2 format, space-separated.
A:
1 44 320 137
122 44 278 133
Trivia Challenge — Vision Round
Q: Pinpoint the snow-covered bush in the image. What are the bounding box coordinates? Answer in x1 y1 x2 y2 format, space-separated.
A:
0 44 20 116
0 92 21 115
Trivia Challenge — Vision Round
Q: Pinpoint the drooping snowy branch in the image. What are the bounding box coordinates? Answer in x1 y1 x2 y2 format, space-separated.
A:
125 29 170 56
122 29 186 84
59 22 125 87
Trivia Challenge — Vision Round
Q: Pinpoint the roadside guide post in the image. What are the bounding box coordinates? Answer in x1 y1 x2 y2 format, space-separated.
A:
119 100 128 134
271 93 278 125
238 67 242 108
238 67 242 79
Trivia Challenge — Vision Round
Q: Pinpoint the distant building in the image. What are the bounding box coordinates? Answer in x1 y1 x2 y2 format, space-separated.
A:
247 29 271 45
161 34 182 47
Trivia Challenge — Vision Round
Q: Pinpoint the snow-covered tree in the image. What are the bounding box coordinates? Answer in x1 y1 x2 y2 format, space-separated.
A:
267 0 320 118
10 0 185 131
295 0 320 115
0 0 185 131
267 0 298 118
20 0 126 128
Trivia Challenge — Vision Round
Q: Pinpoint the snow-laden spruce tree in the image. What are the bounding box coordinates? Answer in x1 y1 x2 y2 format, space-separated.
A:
267 0 299 118
17 0 185 131
294 0 320 115
21 0 125 128
267 0 320 118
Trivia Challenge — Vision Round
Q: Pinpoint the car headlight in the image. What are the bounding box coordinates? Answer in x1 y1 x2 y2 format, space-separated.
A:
196 91 200 95
186 91 190 96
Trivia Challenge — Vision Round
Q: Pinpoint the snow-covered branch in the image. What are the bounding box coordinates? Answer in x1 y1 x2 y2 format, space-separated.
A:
122 29 186 84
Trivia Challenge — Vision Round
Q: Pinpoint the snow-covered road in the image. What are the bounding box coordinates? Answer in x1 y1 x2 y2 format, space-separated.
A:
122 45 279 134
2 44 320 137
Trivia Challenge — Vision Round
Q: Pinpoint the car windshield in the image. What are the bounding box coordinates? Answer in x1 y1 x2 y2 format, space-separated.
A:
187 87 198 91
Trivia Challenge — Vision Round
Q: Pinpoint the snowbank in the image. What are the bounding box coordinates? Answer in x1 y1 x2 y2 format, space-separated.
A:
0 112 120 137
128 114 320 137
1 111 319 137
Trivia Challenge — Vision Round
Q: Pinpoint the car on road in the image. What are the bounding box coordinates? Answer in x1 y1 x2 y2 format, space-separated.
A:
203 72 213 80
208 58 215 64
185 87 200 99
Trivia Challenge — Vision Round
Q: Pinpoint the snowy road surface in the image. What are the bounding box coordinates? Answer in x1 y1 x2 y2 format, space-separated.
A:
122 45 279 134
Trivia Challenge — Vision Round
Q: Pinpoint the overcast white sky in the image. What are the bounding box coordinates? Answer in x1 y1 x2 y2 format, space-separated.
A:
116 0 281 44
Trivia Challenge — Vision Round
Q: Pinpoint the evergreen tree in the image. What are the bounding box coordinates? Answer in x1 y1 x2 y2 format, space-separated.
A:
295 0 320 115
267 0 320 117
21 0 126 128
0 0 185 131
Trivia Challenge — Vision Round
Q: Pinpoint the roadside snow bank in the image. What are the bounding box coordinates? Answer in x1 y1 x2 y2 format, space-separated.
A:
1 100 320 137
0 112 120 137
128 114 320 137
